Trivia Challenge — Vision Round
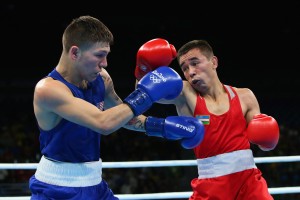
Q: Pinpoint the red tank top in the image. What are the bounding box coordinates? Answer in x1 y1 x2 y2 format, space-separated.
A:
193 85 250 159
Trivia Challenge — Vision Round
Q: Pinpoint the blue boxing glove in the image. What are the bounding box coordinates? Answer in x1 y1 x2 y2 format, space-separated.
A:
124 66 183 116
145 116 205 149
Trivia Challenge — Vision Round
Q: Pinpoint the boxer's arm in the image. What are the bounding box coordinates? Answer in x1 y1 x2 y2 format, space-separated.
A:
100 69 123 110
239 88 280 151
123 115 147 131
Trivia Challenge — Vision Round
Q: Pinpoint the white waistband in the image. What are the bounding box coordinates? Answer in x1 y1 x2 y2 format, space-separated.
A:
197 149 257 179
35 156 102 187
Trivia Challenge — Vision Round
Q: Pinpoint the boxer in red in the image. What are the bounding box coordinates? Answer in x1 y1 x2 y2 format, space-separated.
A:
134 39 279 200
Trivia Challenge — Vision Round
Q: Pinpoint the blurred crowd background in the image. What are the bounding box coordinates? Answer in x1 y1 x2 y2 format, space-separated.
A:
1 2 299 200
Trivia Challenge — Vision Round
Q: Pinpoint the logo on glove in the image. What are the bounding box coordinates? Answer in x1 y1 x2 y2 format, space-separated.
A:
150 70 167 83
175 124 195 133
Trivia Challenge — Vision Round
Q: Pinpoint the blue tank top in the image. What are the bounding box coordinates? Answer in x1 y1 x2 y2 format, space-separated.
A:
39 69 105 162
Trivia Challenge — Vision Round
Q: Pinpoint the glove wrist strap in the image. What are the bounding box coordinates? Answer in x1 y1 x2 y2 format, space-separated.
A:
123 89 153 116
145 116 165 137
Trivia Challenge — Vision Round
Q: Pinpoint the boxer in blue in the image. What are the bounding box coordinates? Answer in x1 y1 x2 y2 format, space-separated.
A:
29 16 205 200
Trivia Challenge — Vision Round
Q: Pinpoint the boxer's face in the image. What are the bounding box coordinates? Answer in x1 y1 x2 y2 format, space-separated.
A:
179 49 213 89
76 42 110 82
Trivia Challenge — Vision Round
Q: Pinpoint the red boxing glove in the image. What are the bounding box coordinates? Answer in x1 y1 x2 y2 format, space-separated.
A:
135 38 177 80
245 114 280 151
